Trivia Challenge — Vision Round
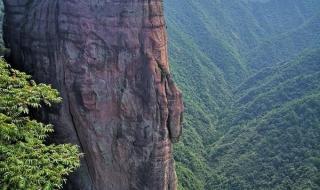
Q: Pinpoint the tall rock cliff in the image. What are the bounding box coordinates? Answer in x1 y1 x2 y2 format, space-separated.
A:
3 0 183 189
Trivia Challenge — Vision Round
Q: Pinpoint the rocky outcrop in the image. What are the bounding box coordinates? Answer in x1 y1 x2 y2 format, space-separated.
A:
3 0 183 189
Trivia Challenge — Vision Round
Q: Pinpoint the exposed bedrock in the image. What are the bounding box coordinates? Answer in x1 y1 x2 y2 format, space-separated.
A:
3 0 183 189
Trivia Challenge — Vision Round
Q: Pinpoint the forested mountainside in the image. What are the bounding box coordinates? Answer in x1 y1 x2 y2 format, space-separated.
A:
210 50 320 189
164 0 320 189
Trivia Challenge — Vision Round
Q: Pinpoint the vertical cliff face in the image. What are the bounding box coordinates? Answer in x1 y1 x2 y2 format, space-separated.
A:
3 0 183 189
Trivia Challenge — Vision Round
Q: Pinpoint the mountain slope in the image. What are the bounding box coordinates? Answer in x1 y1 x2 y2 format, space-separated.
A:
232 49 320 124
208 50 320 189
247 13 320 69
209 93 320 189
165 0 320 189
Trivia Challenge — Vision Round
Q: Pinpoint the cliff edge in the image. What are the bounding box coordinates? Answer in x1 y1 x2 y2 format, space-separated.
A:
3 0 183 189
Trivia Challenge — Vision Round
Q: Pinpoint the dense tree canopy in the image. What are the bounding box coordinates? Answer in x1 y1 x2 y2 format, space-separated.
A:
165 0 320 189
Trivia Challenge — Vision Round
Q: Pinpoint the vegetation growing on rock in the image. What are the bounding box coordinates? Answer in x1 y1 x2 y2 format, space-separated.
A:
0 59 80 190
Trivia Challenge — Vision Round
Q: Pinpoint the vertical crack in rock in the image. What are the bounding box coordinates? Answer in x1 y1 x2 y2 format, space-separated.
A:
3 0 184 189
66 83 96 190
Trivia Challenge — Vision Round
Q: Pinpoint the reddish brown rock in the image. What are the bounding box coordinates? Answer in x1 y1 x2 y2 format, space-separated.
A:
3 0 183 189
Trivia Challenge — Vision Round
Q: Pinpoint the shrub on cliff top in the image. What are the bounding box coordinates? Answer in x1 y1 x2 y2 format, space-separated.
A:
0 59 80 190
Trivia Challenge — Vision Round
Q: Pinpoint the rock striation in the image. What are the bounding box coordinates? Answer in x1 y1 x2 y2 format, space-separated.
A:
3 0 183 189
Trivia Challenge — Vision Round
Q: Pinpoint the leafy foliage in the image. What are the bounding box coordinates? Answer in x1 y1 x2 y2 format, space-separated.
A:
0 59 80 190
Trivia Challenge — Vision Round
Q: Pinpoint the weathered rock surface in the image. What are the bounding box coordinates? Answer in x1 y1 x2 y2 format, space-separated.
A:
3 0 183 189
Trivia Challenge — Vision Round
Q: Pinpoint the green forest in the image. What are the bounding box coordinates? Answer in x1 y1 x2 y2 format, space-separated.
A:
164 0 320 189
1 0 320 189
